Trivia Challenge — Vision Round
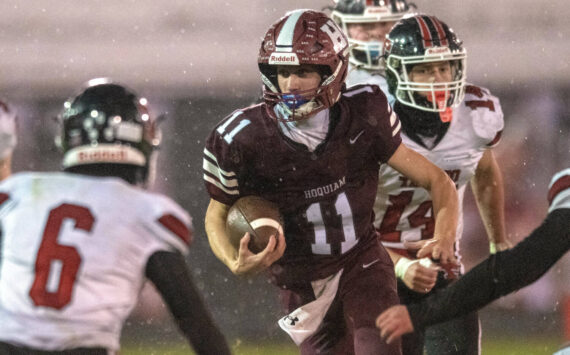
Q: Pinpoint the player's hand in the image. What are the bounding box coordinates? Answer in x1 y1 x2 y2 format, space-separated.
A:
401 258 440 293
376 305 414 344
232 232 286 276
407 239 456 265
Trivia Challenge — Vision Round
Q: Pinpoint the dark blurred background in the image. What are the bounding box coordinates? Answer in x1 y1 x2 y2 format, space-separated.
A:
2 0 569 351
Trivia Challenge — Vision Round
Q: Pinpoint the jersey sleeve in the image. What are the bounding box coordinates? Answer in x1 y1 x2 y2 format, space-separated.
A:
548 168 570 212
203 110 248 206
465 85 504 148
141 194 193 256
369 87 402 162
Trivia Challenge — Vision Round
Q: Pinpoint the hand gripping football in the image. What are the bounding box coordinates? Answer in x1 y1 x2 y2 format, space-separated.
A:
226 196 283 253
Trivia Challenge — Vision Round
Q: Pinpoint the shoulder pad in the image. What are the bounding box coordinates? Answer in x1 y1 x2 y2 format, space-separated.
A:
342 84 392 124
464 84 504 147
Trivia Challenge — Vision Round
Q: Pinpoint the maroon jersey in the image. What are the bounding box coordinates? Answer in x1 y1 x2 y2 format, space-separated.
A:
203 85 402 284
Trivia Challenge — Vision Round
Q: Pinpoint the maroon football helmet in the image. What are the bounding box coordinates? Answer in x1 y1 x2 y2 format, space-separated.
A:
258 9 350 121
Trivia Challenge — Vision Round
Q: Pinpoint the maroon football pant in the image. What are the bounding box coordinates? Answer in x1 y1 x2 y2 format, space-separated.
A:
280 241 402 355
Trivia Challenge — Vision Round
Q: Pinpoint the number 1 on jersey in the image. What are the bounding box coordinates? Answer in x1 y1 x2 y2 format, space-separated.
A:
307 192 357 255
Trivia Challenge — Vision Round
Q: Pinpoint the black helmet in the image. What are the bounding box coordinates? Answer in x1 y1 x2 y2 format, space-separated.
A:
384 14 466 112
331 0 414 70
57 79 160 185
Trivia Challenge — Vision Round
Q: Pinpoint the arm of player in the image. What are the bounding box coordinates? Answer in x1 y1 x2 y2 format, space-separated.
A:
145 251 232 355
387 143 459 264
386 247 439 293
204 199 238 268
377 208 570 343
378 168 570 342
471 149 512 253
205 199 286 276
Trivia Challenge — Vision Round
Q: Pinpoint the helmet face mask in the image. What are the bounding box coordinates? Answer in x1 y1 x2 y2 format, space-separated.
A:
57 79 160 186
258 9 349 122
331 0 414 71
385 15 467 113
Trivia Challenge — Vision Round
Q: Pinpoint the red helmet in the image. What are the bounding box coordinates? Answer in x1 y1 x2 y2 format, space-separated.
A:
258 9 349 121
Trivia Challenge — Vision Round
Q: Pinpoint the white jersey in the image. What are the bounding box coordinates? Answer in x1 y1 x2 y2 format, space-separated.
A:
374 84 503 259
0 100 17 159
0 172 192 351
345 65 396 107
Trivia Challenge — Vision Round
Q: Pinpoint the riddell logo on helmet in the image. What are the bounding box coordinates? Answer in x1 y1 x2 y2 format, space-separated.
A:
78 150 127 162
269 52 299 65
426 47 450 55
365 7 389 14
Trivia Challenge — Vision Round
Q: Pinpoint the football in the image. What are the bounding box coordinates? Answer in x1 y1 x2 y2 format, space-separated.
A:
226 195 283 254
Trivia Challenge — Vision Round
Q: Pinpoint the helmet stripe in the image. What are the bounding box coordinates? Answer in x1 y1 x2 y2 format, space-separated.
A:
414 16 433 48
427 16 449 47
276 10 305 52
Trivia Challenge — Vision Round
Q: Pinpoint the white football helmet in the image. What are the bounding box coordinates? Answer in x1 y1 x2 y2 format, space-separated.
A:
331 0 414 71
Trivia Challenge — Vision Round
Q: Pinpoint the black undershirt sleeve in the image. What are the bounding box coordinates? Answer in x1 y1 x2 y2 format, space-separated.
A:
145 251 231 355
408 208 570 329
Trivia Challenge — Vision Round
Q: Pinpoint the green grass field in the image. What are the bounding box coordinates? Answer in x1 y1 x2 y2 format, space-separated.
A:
122 336 564 355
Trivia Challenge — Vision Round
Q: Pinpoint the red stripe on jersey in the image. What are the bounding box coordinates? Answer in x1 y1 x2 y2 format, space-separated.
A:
158 214 192 246
548 175 570 205
428 16 449 47
0 192 9 206
487 130 502 147
465 85 485 98
0 101 9 113
415 16 433 48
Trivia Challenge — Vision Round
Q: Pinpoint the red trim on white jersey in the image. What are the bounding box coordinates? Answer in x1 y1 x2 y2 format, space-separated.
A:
0 192 9 206
548 175 570 206
487 130 502 147
158 214 192 246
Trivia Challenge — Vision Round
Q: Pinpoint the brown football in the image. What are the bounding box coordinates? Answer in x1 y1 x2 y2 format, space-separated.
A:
226 196 283 254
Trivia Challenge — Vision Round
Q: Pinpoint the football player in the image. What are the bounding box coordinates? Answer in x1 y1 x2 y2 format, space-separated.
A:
0 80 231 355
203 9 460 354
373 14 512 355
377 168 570 345
331 0 415 101
0 100 17 180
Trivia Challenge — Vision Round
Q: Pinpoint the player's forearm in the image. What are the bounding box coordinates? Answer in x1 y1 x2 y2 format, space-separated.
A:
146 251 232 355
472 156 507 246
428 173 458 243
408 209 570 329
205 199 238 270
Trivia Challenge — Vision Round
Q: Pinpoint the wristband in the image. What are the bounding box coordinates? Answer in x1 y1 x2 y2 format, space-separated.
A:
394 257 415 280
489 241 510 254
